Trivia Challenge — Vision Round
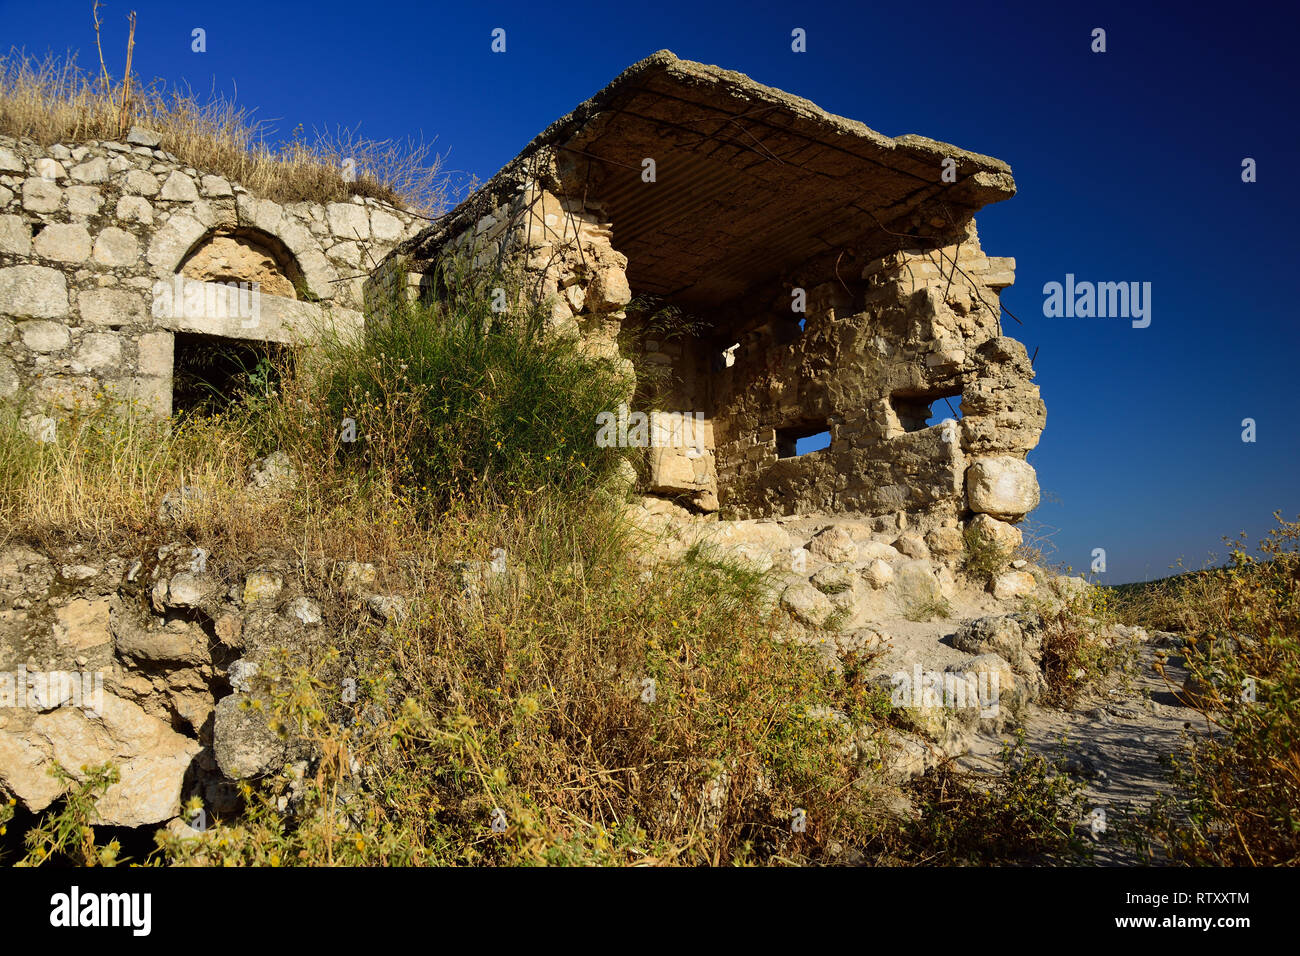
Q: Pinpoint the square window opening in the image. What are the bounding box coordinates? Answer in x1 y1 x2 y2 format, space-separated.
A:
172 332 289 417
891 388 962 433
776 424 831 459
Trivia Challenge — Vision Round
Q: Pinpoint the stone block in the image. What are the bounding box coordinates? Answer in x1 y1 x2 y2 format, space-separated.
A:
1 265 69 318
32 223 91 262
966 456 1039 520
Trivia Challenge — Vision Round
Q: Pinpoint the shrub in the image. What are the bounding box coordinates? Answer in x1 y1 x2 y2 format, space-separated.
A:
1031 583 1129 709
960 526 1010 586
901 595 952 623
153 500 885 866
893 733 1091 864
1135 514 1300 865
273 257 635 513
15 764 122 867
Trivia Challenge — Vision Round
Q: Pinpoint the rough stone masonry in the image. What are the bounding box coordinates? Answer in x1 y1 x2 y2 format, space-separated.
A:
0 128 423 423
0 52 1057 830
373 51 1046 547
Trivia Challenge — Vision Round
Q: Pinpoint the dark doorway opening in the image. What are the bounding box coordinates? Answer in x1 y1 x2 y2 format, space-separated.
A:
172 332 288 417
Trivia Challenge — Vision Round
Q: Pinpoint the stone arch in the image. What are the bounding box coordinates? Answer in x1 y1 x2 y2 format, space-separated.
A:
177 227 305 300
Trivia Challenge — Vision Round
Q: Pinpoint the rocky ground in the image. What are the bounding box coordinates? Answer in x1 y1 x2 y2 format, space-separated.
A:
629 497 1198 847
0 483 1196 859
959 632 1201 865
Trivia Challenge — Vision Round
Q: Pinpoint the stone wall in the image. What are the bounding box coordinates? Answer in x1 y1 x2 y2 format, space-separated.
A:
708 219 1045 534
378 52 1047 541
0 130 423 421
381 164 1044 541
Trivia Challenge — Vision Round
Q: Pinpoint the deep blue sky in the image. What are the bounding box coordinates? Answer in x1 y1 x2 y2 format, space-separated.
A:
6 0 1297 582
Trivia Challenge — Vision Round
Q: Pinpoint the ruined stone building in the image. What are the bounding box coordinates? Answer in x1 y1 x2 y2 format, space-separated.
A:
0 130 424 419
0 51 1044 539
374 51 1046 539
0 52 1054 825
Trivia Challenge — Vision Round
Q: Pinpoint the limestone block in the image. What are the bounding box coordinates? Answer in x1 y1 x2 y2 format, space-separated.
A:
213 694 285 779
893 560 945 613
893 532 930 559
200 175 233 197
71 332 122 372
952 614 1043 678
30 374 93 410
925 526 964 557
33 158 64 180
244 196 285 236
242 570 284 606
91 226 140 267
810 563 858 594
992 570 1037 601
296 247 337 299
808 526 856 563
160 171 199 201
0 693 201 825
115 617 209 666
276 216 315 256
53 597 112 652
327 202 370 240
107 376 170 416
124 169 159 195
648 446 699 493
586 265 631 311
18 320 70 352
32 222 91 262
78 287 145 326
0 146 23 173
968 513 1022 552
557 280 582 314
65 185 103 216
862 558 894 589
115 194 153 224
781 581 833 628
966 456 1039 520
0 357 18 399
146 213 206 271
69 157 108 183
857 540 904 563
328 240 362 269
0 214 30 255
371 209 404 242
126 126 162 148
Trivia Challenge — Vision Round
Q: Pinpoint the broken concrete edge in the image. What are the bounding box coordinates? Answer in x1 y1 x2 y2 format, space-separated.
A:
383 49 1016 272
526 50 1014 173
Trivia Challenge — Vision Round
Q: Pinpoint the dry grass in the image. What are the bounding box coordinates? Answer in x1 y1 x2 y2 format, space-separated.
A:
0 301 889 866
0 400 448 592
1130 516 1300 865
0 44 447 216
1111 564 1236 634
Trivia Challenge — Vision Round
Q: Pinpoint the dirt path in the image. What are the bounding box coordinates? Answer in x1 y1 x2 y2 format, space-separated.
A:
957 634 1205 864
